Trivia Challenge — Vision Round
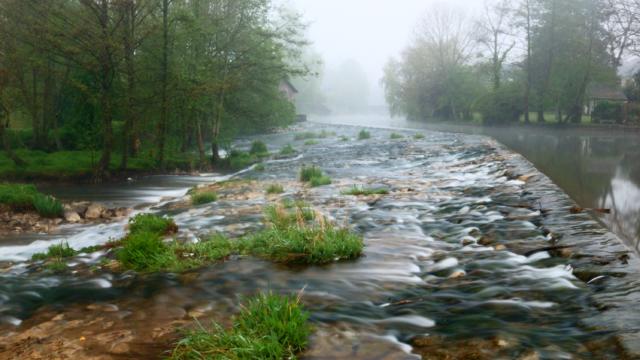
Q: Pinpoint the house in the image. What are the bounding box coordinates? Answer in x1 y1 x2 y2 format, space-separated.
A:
585 83 628 115
279 80 298 102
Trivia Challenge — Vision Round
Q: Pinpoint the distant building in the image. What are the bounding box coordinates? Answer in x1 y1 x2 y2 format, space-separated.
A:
585 83 628 115
279 80 298 102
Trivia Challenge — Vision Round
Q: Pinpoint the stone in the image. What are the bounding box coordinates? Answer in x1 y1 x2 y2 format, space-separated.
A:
114 207 132 218
64 211 82 223
84 204 105 220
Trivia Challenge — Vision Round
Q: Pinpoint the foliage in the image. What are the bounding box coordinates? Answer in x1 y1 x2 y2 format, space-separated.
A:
294 132 319 141
192 191 218 205
477 83 525 125
128 213 177 236
170 293 312 360
309 176 331 187
299 165 324 182
255 163 266 172
390 133 404 139
266 184 285 194
304 139 319 146
226 151 260 171
592 101 623 123
357 129 371 140
342 186 389 196
117 231 175 272
31 242 77 261
32 194 64 218
339 135 350 142
0 183 62 217
414 133 425 139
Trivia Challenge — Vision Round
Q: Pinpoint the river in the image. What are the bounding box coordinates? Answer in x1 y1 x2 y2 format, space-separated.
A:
0 120 639 358
316 114 640 254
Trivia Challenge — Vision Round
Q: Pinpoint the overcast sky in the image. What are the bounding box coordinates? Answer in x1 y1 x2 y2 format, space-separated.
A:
284 0 485 105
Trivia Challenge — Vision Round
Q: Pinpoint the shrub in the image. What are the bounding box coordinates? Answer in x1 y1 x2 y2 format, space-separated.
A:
477 83 524 125
280 144 296 156
192 191 218 205
390 133 404 139
266 184 285 194
342 185 389 196
170 293 312 360
310 176 331 187
358 129 371 140
592 101 623 124
128 213 177 236
249 141 269 157
32 194 64 218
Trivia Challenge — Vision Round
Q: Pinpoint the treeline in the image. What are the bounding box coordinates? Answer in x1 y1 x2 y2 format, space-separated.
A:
0 0 307 179
383 0 640 125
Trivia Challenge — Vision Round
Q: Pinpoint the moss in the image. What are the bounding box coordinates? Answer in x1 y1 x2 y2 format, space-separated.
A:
192 191 218 205
342 185 389 196
358 129 371 140
170 293 312 360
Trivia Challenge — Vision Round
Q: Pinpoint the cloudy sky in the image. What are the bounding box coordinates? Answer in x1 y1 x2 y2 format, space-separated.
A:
284 0 485 105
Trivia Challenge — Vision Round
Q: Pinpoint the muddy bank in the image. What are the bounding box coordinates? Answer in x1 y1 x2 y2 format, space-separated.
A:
0 123 639 359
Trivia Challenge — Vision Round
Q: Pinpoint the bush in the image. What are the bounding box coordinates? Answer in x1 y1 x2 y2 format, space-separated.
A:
342 185 389 196
170 293 312 360
32 194 64 218
266 184 285 194
358 129 371 140
128 213 177 236
192 191 218 205
477 84 524 125
249 141 269 157
280 144 296 156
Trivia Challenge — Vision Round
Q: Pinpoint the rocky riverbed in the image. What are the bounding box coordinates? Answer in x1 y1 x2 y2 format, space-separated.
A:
0 123 639 359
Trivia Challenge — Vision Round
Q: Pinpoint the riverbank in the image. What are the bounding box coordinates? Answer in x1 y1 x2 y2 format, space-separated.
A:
1 123 639 359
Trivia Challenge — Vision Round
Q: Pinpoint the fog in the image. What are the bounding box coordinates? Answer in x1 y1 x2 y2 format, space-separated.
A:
286 0 485 107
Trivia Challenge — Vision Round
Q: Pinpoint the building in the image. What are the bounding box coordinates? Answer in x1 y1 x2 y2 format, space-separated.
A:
585 83 628 115
279 80 298 102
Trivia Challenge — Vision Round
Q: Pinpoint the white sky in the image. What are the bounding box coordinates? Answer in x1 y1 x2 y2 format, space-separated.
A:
285 0 485 105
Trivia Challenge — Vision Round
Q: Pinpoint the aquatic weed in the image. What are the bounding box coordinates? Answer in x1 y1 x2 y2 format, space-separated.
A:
342 185 389 196
192 191 218 205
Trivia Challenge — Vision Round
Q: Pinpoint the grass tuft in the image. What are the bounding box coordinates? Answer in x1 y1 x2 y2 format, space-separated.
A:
304 139 319 146
240 205 363 265
128 213 177 236
309 176 331 187
339 135 350 142
32 194 64 218
170 292 312 360
342 185 389 196
249 141 269 157
192 191 218 205
279 144 296 156
414 133 425 140
255 163 266 172
32 241 78 261
266 184 285 194
358 129 371 140
0 183 63 217
390 133 404 139
294 132 318 141
299 165 323 182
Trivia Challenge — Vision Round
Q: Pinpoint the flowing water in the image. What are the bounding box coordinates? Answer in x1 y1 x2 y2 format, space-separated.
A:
0 122 639 359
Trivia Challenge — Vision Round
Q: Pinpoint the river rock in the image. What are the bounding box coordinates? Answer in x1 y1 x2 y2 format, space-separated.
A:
64 211 82 223
84 203 105 219
114 207 132 218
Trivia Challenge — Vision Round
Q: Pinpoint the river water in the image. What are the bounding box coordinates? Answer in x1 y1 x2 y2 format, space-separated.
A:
316 114 640 254
0 121 639 358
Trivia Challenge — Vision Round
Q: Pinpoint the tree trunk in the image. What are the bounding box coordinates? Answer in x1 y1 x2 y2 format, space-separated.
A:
0 106 26 167
157 0 169 168
524 0 531 124
121 0 136 170
196 115 206 168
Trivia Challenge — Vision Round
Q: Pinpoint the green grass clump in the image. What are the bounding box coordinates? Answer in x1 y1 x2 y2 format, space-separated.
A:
342 186 389 196
249 141 269 157
31 241 78 261
358 129 371 140
241 205 363 265
390 133 404 139
170 292 312 360
117 231 175 272
299 165 323 182
280 144 296 156
294 132 318 141
128 213 177 236
339 135 350 142
45 260 68 273
263 204 315 230
0 183 63 217
304 139 319 146
227 151 259 171
192 191 218 205
32 194 64 218
266 184 285 194
310 176 331 187
255 163 266 172
168 235 233 271
414 133 425 139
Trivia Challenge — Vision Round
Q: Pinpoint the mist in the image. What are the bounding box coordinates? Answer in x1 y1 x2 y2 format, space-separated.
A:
287 0 486 109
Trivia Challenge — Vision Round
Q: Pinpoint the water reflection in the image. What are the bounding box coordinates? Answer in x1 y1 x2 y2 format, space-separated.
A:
313 114 640 253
